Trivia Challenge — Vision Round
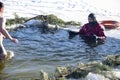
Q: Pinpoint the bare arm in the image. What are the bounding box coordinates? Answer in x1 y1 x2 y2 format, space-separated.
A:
2 28 13 40
0 18 18 43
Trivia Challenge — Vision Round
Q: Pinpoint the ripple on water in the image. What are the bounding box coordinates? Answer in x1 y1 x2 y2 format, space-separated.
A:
2 27 120 79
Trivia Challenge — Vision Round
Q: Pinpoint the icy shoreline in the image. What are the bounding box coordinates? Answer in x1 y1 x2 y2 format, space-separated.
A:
2 0 120 24
39 54 120 80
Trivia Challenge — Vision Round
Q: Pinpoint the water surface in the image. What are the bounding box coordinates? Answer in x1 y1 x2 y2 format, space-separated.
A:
1 26 120 79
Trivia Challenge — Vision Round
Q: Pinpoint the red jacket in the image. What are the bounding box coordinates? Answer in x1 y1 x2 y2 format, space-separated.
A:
79 23 106 40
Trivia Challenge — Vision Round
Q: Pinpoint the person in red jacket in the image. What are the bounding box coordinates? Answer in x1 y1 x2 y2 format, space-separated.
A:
79 13 106 46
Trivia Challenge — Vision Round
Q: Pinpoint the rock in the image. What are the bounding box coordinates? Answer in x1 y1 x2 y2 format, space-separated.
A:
103 54 120 66
39 55 120 80
6 50 14 61
24 20 43 27
86 72 109 80
40 70 49 80
102 70 120 80
55 66 68 77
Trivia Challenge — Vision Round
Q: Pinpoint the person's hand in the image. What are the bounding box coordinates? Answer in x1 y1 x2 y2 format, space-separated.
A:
11 38 19 43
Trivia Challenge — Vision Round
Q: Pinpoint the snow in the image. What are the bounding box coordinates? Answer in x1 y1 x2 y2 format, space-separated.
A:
1 0 120 24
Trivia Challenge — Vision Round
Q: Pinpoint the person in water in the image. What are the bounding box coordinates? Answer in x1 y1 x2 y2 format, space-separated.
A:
0 2 18 61
79 13 106 46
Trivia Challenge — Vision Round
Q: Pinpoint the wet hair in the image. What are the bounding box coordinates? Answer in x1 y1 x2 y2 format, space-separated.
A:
88 13 99 27
0 2 4 8
88 13 96 21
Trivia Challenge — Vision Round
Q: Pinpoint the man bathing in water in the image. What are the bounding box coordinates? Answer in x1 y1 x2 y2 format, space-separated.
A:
0 2 18 61
79 13 106 46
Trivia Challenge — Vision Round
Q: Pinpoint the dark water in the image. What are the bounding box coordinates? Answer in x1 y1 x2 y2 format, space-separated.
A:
0 26 120 79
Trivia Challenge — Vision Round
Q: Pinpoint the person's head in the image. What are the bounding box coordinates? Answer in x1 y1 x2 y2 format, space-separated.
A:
88 13 99 27
0 2 4 13
88 13 96 23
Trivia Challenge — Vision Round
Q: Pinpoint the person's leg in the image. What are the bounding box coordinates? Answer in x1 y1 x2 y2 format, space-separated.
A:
0 34 7 61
